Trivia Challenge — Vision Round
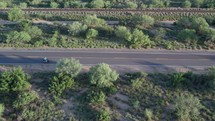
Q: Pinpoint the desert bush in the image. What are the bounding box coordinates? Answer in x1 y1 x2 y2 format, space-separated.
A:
13 91 39 109
56 58 82 78
49 74 75 96
0 67 31 92
173 93 202 121
89 63 119 88
96 108 111 121
86 90 106 105
144 108 153 121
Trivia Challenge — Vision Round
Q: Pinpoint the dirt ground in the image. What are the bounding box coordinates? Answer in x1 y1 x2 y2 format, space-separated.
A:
0 64 208 74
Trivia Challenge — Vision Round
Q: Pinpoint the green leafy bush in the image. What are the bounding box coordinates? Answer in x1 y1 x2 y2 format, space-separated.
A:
49 74 75 96
87 90 106 105
0 67 31 92
6 31 31 44
13 91 39 109
68 22 88 36
115 26 132 41
20 100 65 121
144 108 153 121
8 7 24 21
0 104 4 117
86 28 98 39
169 73 185 88
173 93 203 121
96 108 111 121
56 58 82 78
89 63 119 88
177 29 198 45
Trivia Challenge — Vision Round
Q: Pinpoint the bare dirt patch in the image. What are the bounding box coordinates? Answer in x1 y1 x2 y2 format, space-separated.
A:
108 93 130 110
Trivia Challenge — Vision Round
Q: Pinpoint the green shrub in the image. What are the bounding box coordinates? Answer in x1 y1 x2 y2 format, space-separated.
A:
0 67 31 92
56 58 82 78
86 28 98 39
173 93 203 121
169 73 185 88
0 2 7 8
87 90 106 105
49 74 75 96
68 22 88 36
89 63 119 88
0 104 4 117
131 78 144 89
50 2 59 8
144 108 153 121
8 7 24 21
131 99 140 109
96 108 111 121
13 91 39 109
20 100 65 121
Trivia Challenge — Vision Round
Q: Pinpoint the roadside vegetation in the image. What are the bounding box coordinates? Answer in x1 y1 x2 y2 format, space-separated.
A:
0 58 215 120
0 7 214 50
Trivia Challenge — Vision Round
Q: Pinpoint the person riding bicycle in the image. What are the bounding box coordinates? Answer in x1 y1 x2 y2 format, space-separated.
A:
43 57 48 62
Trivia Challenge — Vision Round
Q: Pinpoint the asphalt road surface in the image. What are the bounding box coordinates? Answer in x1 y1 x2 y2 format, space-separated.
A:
0 49 215 67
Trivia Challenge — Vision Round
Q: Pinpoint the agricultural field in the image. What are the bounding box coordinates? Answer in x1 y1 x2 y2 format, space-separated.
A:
0 0 214 8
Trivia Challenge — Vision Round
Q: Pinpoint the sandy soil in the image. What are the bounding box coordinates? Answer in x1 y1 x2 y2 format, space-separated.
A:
0 64 208 74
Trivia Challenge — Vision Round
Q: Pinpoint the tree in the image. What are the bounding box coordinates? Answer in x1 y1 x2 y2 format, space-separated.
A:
89 63 119 88
6 31 31 44
177 29 198 44
0 67 31 92
86 28 98 39
68 22 88 36
13 91 39 109
126 2 138 8
173 93 202 121
49 74 75 96
182 0 192 8
115 26 132 41
8 7 24 21
132 15 155 28
130 29 152 48
90 0 104 8
0 104 4 117
82 15 107 27
56 58 82 78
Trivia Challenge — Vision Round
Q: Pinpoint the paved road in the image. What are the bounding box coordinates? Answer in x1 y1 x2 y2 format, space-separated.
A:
0 50 215 67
